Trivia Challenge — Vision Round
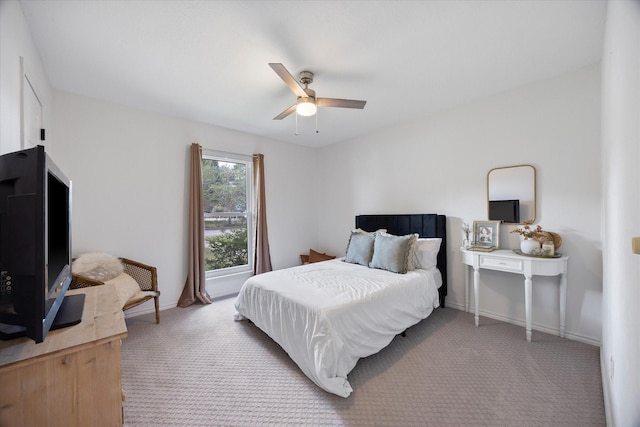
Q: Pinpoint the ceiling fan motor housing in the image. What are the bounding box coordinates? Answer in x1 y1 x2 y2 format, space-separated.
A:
299 71 314 85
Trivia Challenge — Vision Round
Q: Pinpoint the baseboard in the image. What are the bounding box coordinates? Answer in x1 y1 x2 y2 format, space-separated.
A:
123 301 176 319
446 300 601 347
208 285 242 300
123 289 240 320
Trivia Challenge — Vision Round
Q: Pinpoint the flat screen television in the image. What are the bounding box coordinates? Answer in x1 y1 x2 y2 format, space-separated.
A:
489 199 520 223
0 145 84 343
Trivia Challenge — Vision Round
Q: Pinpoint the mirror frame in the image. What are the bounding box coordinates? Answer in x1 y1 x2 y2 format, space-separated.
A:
487 164 536 224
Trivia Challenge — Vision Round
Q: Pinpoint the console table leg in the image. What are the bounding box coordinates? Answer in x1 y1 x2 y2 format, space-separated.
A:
525 275 532 342
474 267 480 327
559 273 567 338
465 265 470 313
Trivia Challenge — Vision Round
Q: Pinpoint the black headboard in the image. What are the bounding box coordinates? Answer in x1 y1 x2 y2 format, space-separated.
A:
355 214 447 308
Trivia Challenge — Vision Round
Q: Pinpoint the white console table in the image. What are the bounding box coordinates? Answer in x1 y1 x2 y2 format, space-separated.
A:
461 248 568 342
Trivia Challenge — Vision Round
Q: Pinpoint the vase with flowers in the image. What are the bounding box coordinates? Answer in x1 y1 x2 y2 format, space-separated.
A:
511 223 543 254
461 222 471 248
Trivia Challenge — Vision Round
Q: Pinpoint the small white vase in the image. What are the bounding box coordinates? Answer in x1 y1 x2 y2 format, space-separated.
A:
520 238 541 254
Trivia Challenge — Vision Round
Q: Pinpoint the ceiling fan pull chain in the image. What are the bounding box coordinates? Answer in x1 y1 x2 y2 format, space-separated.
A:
316 110 319 134
294 111 299 136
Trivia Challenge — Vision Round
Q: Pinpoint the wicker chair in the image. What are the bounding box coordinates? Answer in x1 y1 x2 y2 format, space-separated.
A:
70 257 160 323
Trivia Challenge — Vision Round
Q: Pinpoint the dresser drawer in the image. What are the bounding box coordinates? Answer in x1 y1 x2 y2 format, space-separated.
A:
480 256 524 273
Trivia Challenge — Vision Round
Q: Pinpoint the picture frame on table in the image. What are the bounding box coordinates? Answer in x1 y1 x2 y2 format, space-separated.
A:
472 220 500 250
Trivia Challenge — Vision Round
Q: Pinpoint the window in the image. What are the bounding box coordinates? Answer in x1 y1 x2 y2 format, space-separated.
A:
201 150 253 277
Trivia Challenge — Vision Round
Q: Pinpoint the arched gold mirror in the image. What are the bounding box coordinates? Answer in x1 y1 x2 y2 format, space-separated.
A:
487 165 536 224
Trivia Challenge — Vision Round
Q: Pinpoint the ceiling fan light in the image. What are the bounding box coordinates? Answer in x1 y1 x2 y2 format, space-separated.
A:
296 98 317 116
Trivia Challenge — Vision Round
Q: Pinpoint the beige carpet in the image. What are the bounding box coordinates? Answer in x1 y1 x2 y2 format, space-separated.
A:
121 295 605 426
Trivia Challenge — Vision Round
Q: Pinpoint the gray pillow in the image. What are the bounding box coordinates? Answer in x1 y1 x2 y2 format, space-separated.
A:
345 232 375 266
369 233 418 274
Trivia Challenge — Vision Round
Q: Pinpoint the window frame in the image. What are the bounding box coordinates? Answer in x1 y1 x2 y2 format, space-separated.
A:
201 149 253 279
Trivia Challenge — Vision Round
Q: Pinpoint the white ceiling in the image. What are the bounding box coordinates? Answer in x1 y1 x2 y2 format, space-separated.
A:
19 0 607 148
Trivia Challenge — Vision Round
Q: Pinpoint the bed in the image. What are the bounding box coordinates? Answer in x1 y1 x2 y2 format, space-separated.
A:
234 214 447 397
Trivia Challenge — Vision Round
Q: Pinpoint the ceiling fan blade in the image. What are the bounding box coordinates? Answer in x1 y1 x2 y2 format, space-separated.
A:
273 104 297 120
269 63 307 98
316 98 367 109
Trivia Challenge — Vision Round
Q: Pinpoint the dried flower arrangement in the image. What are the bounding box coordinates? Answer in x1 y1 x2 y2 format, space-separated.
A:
510 222 543 239
511 222 562 250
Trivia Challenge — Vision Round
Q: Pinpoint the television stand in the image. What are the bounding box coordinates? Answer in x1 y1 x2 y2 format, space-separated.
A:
0 323 26 340
50 293 85 330
0 293 85 341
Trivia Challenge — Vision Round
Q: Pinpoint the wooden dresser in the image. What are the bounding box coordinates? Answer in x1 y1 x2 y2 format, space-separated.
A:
0 284 128 426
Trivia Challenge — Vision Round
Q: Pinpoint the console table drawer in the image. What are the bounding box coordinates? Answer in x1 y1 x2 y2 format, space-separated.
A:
480 256 523 272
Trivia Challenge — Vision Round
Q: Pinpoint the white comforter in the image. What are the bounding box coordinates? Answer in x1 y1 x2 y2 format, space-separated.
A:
234 258 441 397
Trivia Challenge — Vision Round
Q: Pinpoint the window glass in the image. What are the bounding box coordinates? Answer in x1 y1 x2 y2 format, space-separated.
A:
201 151 252 275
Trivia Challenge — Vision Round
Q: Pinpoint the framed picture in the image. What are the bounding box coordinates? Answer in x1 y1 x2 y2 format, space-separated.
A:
472 220 500 248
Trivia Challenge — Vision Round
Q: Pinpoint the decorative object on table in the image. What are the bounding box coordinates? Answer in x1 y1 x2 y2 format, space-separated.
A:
512 249 563 258
468 220 500 252
511 223 562 256
520 238 541 254
534 230 562 251
510 222 542 254
461 221 472 248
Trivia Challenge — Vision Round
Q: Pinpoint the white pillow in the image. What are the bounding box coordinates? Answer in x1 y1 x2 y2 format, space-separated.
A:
411 238 442 270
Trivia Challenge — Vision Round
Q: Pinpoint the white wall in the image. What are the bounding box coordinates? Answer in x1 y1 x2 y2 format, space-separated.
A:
0 0 52 155
317 64 602 345
52 91 318 311
601 1 640 426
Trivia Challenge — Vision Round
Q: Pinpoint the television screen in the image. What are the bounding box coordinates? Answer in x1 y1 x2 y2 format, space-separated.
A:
47 171 70 294
489 199 520 223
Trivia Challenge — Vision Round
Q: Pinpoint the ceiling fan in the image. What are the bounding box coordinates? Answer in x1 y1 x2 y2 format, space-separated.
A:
269 63 367 120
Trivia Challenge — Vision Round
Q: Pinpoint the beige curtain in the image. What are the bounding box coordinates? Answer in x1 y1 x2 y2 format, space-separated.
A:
178 143 212 307
253 154 272 274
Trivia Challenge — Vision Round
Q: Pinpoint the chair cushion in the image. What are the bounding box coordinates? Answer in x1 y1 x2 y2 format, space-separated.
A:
124 291 158 308
106 272 141 309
